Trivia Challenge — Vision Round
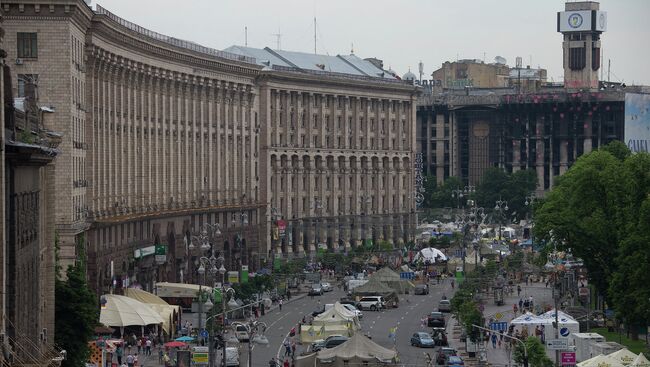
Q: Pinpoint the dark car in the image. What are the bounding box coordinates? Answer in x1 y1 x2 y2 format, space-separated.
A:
447 356 465 366
427 311 445 327
438 299 452 312
430 327 448 346
324 335 348 349
436 347 458 365
414 284 430 295
410 332 435 348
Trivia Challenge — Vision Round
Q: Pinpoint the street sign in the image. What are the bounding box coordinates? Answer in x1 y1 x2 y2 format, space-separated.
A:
400 272 415 280
494 312 504 320
490 322 508 331
547 339 569 350
561 352 576 366
200 329 209 338
191 352 208 365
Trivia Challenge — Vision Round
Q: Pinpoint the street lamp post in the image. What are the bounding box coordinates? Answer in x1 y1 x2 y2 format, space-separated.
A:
525 194 536 247
231 212 249 269
546 246 564 367
231 320 268 367
494 199 509 242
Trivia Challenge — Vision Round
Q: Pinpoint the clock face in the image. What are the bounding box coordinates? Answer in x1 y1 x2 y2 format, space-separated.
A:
568 13 583 28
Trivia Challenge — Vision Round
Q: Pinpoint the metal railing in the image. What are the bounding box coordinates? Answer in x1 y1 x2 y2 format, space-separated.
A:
271 65 410 85
95 5 256 65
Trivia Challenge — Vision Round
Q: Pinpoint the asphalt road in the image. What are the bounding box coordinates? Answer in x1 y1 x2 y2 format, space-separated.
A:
232 279 455 367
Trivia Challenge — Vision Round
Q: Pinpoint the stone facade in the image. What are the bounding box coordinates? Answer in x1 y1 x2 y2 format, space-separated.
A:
2 0 418 297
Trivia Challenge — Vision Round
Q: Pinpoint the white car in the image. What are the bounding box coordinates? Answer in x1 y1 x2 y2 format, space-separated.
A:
342 303 363 318
321 282 333 292
358 296 386 311
234 324 249 341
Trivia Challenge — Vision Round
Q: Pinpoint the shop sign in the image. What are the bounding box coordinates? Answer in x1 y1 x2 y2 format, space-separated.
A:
134 246 155 259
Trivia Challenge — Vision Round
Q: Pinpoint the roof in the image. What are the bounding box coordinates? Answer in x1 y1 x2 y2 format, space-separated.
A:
316 333 397 362
124 288 181 334
155 282 212 298
352 277 395 295
100 294 164 327
608 349 639 366
223 45 396 80
313 302 358 325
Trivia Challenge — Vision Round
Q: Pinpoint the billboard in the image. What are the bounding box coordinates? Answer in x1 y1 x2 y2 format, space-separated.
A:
624 93 650 153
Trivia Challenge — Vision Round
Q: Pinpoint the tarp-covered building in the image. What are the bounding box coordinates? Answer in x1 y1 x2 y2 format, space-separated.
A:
296 333 398 367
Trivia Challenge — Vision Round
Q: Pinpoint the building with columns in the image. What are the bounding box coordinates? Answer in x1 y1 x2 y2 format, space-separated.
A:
2 0 418 300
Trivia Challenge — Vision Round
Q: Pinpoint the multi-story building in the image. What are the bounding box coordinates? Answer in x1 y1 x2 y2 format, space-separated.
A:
416 1 648 192
2 0 418 300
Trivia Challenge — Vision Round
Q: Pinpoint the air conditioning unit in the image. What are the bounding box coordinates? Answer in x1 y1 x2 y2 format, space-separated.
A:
15 58 24 65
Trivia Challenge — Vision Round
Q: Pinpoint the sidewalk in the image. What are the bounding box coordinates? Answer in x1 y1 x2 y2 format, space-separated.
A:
448 282 555 367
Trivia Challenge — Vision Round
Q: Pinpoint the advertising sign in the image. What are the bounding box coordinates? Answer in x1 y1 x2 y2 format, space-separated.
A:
624 93 650 153
134 245 155 259
562 352 577 366
227 271 239 284
558 11 592 32
241 265 249 284
547 339 569 350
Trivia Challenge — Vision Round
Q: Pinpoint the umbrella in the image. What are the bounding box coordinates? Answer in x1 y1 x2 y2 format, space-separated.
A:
164 341 187 348
175 336 195 342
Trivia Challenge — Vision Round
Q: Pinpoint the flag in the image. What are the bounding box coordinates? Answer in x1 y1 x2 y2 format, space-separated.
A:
308 326 315 336
318 325 325 336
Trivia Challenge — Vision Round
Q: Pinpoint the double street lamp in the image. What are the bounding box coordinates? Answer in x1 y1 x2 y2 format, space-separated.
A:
494 199 509 242
451 185 475 209
230 320 269 367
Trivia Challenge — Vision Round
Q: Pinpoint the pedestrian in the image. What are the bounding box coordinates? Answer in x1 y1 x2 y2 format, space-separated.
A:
145 338 152 356
451 279 455 289
133 354 138 367
525 276 529 286
120 362 127 367
286 289 291 300
540 325 546 343
518 298 523 311
279 298 283 311
126 354 134 367
158 348 164 364
116 345 124 365
491 333 497 348
283 338 291 357
517 285 522 297
269 358 278 367
291 339 297 357
513 303 518 316
136 338 142 354
283 359 290 367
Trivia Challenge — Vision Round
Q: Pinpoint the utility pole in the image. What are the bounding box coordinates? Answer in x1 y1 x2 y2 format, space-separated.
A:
245 26 248 47
272 28 282 50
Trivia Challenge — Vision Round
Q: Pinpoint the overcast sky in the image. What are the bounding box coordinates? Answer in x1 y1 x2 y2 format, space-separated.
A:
95 0 650 86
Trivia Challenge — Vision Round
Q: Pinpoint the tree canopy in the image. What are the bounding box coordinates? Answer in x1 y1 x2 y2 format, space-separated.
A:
534 141 650 337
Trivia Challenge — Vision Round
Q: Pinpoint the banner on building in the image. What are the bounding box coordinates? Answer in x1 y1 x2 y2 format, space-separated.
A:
277 220 287 238
227 271 239 284
624 93 650 153
240 265 249 283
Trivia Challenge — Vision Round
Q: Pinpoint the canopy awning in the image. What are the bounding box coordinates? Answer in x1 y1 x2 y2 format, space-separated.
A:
413 247 448 263
155 282 211 298
124 288 181 335
100 294 164 327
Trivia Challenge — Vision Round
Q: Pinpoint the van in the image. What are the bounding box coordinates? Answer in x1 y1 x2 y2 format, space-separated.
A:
225 347 240 367
358 296 385 311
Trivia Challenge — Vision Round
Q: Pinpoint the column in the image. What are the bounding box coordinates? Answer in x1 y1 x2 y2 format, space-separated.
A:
535 116 545 192
512 140 521 172
583 115 593 154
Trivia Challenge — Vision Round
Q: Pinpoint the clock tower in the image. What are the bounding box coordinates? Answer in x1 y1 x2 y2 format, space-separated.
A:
557 1 607 90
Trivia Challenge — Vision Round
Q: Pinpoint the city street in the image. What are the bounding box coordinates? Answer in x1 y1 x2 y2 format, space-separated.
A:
242 279 455 367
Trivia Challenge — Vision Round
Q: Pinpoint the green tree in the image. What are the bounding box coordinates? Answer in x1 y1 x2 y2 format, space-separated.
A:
55 260 98 366
534 143 650 339
514 337 554 367
428 176 464 208
474 168 537 221
458 301 483 342
422 174 438 208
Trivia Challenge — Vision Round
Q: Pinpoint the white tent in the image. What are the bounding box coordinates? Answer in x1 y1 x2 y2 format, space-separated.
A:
413 247 448 263
296 333 397 367
301 303 360 343
124 288 181 335
510 310 579 343
579 354 625 367
632 353 650 367
609 349 639 366
100 294 164 328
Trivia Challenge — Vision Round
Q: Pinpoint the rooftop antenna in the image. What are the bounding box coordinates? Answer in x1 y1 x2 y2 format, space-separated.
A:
314 17 317 54
418 61 424 83
351 43 354 55
272 27 282 50
245 26 248 47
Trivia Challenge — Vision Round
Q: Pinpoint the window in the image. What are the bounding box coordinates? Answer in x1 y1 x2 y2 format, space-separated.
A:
17 32 38 58
17 74 38 98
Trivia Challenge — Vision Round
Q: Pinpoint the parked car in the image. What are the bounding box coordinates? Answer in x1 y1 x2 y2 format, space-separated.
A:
438 299 452 312
430 327 448 346
414 284 430 295
321 282 333 292
324 335 349 349
234 324 249 341
309 339 326 352
410 332 435 348
341 303 363 318
427 311 445 327
447 356 465 366
339 299 361 309
358 296 386 311
309 283 324 296
436 347 458 365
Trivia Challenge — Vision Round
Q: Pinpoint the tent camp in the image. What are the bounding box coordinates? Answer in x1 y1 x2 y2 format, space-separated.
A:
351 277 397 300
412 247 448 263
632 354 650 367
296 333 398 367
124 288 181 336
511 310 579 343
100 294 164 333
300 303 360 343
578 354 625 367
371 267 414 294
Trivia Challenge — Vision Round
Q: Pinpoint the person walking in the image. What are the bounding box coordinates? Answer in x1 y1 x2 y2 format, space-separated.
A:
279 298 283 311
126 354 135 367
491 333 498 348
269 358 278 367
283 338 291 357
116 345 124 365
513 303 519 316
145 339 152 356
158 348 164 364
283 359 290 367
517 285 522 297
451 279 455 289
518 298 523 311
291 339 297 357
